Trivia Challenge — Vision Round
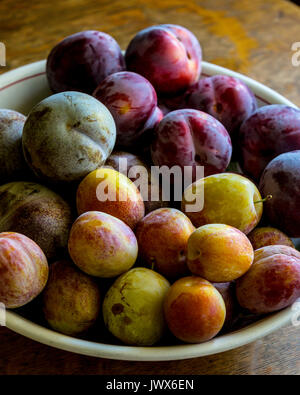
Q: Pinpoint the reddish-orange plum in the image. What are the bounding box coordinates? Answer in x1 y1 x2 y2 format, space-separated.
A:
187 224 254 282
0 232 48 308
164 276 226 343
236 245 300 314
76 167 145 229
252 244 300 263
247 227 295 250
136 208 195 279
68 211 138 278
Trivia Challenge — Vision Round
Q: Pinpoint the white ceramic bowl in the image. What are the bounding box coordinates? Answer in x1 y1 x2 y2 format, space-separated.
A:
0 60 299 361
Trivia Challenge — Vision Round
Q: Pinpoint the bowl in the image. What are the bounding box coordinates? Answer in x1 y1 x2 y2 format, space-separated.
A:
0 60 299 361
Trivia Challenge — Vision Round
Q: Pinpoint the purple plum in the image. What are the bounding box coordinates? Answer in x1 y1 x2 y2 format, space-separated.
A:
181 75 257 140
259 150 300 237
239 105 300 181
94 71 161 148
46 30 125 94
151 109 232 181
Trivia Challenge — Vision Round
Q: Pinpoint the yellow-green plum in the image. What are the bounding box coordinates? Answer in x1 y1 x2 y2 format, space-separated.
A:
164 276 226 343
187 224 254 282
68 211 138 278
43 260 100 335
182 173 263 234
103 268 170 346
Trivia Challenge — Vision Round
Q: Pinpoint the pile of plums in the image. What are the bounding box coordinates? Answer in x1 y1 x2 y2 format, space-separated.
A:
0 24 300 346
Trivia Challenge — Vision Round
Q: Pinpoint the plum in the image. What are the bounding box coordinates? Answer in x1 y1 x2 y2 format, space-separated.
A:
164 276 226 343
76 167 145 229
0 232 48 308
187 224 254 282
239 105 300 181
158 92 186 114
151 109 232 181
259 150 300 237
158 101 172 116
125 24 202 95
181 75 257 141
22 91 116 184
43 260 100 335
0 109 28 182
248 226 295 250
182 173 263 234
0 182 72 260
213 282 236 329
46 30 125 94
129 106 163 158
105 151 168 214
236 245 300 314
68 211 138 278
93 71 161 149
253 244 300 262
136 208 195 279
103 268 170 346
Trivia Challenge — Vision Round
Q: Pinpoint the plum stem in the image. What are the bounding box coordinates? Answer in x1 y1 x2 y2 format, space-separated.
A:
150 257 156 271
254 195 272 204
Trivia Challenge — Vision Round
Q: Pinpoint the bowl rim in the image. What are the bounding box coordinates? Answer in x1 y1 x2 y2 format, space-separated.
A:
5 307 293 361
0 59 297 108
0 59 298 361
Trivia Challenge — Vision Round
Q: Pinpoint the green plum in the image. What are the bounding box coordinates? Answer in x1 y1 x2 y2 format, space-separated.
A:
103 267 170 346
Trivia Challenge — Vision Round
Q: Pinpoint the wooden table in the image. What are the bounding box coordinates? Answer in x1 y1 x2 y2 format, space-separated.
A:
0 0 300 375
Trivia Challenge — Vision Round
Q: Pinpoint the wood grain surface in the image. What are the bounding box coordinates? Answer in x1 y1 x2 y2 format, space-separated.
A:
0 0 300 375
